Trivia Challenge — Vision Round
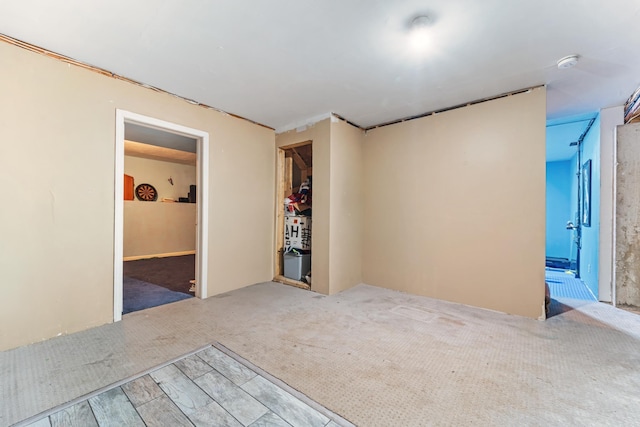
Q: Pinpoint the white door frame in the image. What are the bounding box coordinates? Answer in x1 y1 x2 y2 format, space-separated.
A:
114 109 209 321
598 105 624 304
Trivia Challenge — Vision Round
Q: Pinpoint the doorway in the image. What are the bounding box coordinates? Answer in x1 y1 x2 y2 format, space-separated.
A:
274 141 313 290
114 110 209 321
545 115 599 310
122 129 197 313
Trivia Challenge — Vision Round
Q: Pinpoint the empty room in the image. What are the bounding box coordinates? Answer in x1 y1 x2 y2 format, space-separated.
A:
2 1 640 426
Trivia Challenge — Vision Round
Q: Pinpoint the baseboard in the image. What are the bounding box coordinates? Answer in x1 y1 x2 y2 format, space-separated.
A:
123 250 196 261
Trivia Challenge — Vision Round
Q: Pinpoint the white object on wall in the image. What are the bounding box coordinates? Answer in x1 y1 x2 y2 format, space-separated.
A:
284 216 312 251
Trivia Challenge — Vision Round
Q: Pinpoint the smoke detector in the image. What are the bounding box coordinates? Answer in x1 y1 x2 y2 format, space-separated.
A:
557 55 579 69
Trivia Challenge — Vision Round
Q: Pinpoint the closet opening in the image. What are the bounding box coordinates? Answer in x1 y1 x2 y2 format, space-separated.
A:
274 141 313 290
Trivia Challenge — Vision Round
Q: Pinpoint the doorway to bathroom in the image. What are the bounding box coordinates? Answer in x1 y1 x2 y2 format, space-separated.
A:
545 114 599 314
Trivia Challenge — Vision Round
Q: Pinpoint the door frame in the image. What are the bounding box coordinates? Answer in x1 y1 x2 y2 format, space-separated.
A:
274 140 312 290
114 109 209 321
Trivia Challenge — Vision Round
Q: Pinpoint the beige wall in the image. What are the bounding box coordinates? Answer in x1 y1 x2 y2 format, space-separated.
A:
276 119 331 295
0 41 275 350
125 155 196 202
123 156 196 258
362 88 547 319
329 119 364 293
123 202 196 258
0 38 547 350
275 117 364 295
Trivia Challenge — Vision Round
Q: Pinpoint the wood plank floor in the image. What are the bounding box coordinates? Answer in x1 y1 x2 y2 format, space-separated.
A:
24 346 344 427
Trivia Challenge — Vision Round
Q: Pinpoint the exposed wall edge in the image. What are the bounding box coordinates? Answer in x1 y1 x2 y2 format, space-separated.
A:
0 33 275 131
1 31 544 136
363 85 546 132
275 112 334 134
295 87 545 134
330 113 365 130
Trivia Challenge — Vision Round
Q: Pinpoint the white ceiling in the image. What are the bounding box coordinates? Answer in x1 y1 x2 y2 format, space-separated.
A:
2 0 639 133
125 123 196 153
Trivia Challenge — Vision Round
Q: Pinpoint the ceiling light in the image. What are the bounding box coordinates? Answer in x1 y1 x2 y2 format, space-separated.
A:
557 55 579 69
411 15 433 29
409 14 433 52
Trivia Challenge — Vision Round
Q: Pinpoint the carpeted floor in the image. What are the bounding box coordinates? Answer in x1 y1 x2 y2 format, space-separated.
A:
123 277 192 314
4 283 640 426
545 268 596 301
123 255 195 294
545 268 597 318
18 344 352 427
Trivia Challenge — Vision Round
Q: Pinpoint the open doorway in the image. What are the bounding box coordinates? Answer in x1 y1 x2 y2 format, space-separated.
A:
545 115 599 315
121 124 197 314
114 110 209 321
274 141 312 290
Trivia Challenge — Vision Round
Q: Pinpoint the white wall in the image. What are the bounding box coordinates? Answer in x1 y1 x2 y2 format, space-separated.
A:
599 105 624 302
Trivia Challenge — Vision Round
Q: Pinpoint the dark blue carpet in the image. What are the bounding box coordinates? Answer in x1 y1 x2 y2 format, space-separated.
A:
123 276 192 314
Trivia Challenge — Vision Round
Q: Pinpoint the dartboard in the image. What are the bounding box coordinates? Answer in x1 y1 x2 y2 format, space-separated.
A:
135 183 158 201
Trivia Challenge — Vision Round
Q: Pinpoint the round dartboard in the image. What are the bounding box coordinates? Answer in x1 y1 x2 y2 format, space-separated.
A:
135 183 158 201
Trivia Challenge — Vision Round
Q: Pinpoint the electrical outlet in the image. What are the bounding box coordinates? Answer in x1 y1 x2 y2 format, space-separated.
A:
588 264 591 273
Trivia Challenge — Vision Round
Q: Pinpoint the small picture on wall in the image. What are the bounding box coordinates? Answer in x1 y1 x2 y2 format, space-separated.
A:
582 159 591 227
